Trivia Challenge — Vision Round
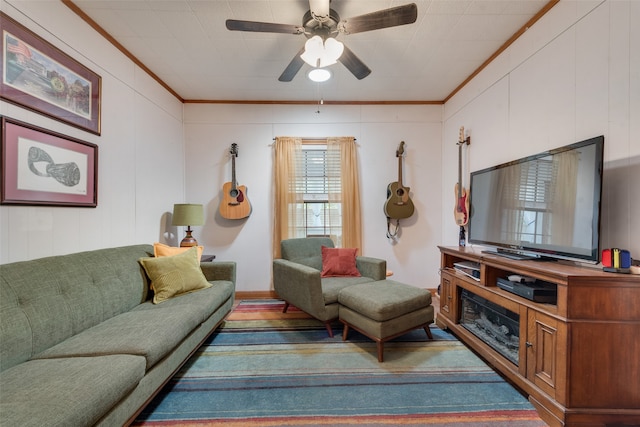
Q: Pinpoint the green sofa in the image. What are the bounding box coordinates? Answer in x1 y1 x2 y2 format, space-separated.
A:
0 244 235 427
273 237 386 336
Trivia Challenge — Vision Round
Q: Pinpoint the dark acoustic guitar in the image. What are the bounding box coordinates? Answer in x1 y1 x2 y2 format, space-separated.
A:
219 143 251 220
454 126 470 226
384 141 415 219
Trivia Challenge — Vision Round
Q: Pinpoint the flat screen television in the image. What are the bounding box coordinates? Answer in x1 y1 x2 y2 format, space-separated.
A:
468 136 604 263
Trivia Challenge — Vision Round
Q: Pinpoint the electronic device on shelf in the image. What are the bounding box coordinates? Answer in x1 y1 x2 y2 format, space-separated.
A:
507 274 535 283
467 135 604 264
453 260 480 280
497 277 557 303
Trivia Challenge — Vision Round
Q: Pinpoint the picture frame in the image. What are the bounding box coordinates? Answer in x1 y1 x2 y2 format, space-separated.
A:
1 12 101 135
1 116 98 207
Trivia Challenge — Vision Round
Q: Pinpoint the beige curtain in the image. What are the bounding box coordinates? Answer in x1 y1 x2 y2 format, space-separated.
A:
328 137 362 250
272 137 302 258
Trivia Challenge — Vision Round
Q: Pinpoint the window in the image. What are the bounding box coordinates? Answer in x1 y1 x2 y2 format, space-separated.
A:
273 136 361 257
293 146 342 241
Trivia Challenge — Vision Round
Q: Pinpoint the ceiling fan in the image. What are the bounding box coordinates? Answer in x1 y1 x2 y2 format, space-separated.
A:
226 1 418 82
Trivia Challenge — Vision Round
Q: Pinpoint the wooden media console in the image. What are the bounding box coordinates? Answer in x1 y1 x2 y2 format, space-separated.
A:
437 246 640 427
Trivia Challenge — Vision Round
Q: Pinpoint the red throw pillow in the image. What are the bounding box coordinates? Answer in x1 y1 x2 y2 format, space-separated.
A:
321 246 361 278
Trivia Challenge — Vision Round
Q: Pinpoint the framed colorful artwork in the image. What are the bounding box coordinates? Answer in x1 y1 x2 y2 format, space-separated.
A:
1 12 101 135
1 116 98 207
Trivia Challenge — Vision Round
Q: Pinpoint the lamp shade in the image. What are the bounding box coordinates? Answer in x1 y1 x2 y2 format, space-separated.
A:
324 37 344 62
300 36 344 68
172 204 204 226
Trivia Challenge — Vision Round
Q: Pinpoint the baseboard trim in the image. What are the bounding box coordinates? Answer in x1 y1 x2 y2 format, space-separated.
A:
235 290 279 300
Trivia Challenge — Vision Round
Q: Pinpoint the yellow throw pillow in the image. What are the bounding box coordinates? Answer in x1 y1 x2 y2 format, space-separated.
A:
153 242 203 259
139 246 211 304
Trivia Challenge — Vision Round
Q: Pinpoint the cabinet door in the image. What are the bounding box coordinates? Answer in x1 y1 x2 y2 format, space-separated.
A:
439 273 453 321
526 310 559 398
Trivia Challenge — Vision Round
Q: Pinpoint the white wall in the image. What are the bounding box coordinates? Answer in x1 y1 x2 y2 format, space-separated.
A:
442 0 639 259
183 104 442 292
0 1 185 263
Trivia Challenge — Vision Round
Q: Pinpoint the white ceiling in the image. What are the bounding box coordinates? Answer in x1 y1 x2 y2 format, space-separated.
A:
67 0 555 102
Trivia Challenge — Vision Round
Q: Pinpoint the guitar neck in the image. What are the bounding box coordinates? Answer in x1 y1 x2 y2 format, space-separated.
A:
231 155 237 189
457 144 462 197
398 154 403 187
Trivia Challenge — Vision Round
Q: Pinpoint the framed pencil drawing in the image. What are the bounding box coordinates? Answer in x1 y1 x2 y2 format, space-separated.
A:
1 116 98 207
1 12 101 135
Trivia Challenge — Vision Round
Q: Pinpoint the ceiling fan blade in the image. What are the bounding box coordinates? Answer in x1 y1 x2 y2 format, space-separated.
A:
278 47 306 82
340 3 418 34
338 46 371 80
226 19 304 35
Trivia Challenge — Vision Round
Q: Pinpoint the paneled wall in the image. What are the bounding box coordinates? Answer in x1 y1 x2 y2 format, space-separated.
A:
183 104 443 292
2 0 636 290
0 1 185 263
442 0 639 258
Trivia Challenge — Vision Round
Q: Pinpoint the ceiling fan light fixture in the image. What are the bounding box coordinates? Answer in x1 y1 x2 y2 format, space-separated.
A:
301 35 344 68
324 37 344 61
308 68 332 82
301 36 324 67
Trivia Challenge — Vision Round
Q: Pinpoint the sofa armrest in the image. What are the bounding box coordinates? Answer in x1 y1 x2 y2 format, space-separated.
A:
356 256 387 281
200 261 236 284
273 259 325 319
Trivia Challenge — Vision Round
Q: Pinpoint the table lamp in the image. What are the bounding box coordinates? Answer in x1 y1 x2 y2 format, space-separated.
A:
172 204 204 247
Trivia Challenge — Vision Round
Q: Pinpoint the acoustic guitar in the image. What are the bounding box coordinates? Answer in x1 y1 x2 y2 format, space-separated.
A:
454 126 470 226
219 143 251 220
384 141 415 220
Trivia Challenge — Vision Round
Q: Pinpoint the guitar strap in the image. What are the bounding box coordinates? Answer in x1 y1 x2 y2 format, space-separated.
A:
386 217 400 239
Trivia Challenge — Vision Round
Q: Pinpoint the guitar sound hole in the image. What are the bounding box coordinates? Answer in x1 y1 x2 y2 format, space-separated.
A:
229 189 239 197
396 189 405 196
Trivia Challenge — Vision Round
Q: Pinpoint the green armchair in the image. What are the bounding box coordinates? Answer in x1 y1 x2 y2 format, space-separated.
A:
273 237 387 336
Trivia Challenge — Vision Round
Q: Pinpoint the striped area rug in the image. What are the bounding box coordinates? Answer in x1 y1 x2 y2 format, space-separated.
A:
133 300 547 426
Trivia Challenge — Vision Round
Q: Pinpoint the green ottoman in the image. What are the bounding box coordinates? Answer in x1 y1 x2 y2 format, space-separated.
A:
338 280 434 362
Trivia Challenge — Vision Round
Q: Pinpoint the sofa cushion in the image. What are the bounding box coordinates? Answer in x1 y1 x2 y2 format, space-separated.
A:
139 246 211 304
0 244 153 372
34 282 234 370
338 280 433 322
0 355 145 427
132 280 235 325
321 276 377 305
281 237 334 270
321 246 361 278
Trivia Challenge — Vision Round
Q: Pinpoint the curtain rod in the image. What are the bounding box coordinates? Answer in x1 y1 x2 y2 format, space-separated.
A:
272 137 357 141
